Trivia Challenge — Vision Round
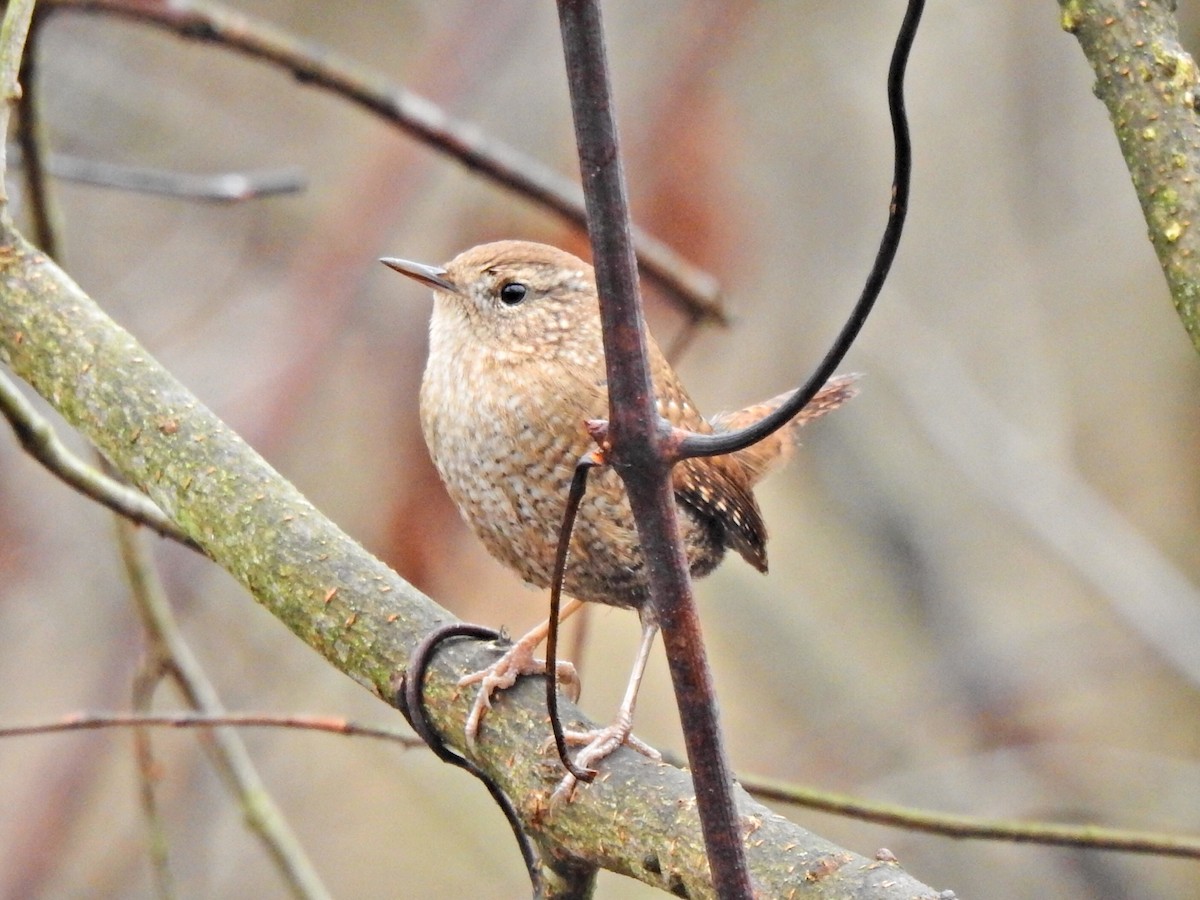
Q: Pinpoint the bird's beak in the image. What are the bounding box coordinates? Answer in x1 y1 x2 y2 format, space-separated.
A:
379 257 460 294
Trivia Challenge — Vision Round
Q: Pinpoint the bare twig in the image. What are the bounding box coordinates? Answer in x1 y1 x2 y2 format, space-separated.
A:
130 652 176 900
14 11 60 255
10 145 307 201
42 0 727 326
9 709 1197 862
0 1 35 209
555 1 751 894
114 518 331 900
740 772 1200 860
0 711 422 743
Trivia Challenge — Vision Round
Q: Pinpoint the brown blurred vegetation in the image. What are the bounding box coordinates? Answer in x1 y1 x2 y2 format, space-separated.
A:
1 1 1199 897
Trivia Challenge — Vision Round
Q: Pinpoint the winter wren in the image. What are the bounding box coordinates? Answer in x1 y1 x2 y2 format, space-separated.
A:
384 240 855 608
382 240 855 778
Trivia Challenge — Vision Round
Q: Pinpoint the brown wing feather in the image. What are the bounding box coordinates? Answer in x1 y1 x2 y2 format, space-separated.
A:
648 341 770 572
674 454 769 572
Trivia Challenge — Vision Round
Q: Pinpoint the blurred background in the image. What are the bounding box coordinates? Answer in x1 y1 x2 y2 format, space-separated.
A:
1 1 1198 897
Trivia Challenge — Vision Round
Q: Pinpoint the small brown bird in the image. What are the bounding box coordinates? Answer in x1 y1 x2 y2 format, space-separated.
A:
383 240 855 788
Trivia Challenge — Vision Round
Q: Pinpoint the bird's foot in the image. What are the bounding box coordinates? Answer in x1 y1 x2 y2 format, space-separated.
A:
458 633 579 748
547 720 661 804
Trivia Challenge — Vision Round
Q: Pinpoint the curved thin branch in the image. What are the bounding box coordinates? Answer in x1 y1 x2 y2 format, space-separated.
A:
673 0 924 461
545 456 600 783
1060 0 1200 353
42 0 727 327
0 370 197 547
9 145 307 202
117 520 330 899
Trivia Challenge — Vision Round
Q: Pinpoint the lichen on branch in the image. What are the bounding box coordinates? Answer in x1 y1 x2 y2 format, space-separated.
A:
1061 0 1200 351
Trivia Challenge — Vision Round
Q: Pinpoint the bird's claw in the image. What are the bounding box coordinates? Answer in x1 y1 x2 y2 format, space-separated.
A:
458 640 579 747
545 723 661 804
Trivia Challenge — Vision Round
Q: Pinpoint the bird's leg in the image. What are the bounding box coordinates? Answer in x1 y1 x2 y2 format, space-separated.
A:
459 598 585 747
551 616 661 803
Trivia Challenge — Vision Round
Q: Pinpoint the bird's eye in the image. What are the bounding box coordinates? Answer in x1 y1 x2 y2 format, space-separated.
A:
499 282 528 306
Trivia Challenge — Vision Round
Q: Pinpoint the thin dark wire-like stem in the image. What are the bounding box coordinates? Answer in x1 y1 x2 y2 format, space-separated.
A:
396 623 552 896
673 0 925 461
545 457 598 783
43 0 726 326
555 1 752 896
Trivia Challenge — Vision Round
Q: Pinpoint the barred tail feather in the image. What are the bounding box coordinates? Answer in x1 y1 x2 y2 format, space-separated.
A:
709 373 860 485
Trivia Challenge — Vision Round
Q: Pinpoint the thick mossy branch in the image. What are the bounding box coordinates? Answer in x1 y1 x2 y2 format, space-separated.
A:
0 232 941 896
0 233 446 689
1061 0 1200 352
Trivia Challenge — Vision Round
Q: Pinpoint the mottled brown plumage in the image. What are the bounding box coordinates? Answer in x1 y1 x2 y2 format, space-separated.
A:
382 240 855 784
385 240 855 611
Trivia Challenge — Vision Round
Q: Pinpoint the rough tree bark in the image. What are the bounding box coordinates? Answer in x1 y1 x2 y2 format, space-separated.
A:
1060 0 1200 352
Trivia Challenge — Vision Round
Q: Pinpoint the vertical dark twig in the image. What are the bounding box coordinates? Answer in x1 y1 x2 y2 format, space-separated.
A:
555 0 924 892
554 1 753 896
0 1 36 212
14 11 60 257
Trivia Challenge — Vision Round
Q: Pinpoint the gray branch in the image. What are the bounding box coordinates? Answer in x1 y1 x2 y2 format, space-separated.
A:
0 230 944 897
